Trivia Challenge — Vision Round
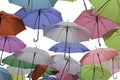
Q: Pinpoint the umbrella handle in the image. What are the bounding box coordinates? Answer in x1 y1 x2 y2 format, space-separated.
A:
33 29 39 42
113 75 117 79
0 50 5 66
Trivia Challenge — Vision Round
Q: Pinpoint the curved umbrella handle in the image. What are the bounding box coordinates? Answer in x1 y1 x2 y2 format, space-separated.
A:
33 29 39 42
0 50 5 66
113 75 117 79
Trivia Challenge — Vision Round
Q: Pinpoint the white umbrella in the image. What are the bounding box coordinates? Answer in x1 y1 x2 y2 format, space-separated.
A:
52 54 81 75
7 66 32 75
14 47 54 65
43 21 90 43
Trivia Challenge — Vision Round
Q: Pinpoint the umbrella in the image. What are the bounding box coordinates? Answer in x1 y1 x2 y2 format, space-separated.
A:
49 42 90 53
43 21 90 58
0 11 26 35
28 65 59 80
0 36 26 65
14 47 54 65
0 67 13 80
15 8 62 42
80 48 118 64
8 0 57 11
7 66 32 75
10 74 25 80
89 0 120 23
74 9 119 46
2 55 36 69
29 64 48 80
51 65 78 80
52 54 80 75
40 76 59 80
78 64 112 80
80 47 118 79
43 21 90 43
102 27 120 51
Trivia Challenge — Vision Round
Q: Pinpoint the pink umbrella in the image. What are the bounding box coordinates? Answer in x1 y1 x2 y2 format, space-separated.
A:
0 36 26 65
80 47 118 79
80 48 118 64
50 65 78 80
74 9 119 45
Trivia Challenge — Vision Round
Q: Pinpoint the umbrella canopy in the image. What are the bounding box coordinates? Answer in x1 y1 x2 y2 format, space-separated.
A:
0 11 26 35
0 67 13 80
31 64 48 80
80 48 118 64
102 27 120 51
10 74 25 80
49 42 90 53
78 64 112 80
74 9 119 39
40 76 59 80
15 8 62 29
102 52 120 74
7 66 32 75
89 0 120 23
2 55 36 69
15 8 62 42
51 65 78 80
0 36 26 53
8 0 57 10
43 21 90 43
52 54 80 75
14 47 54 65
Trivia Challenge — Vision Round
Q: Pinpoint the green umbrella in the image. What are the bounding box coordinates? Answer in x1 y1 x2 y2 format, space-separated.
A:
78 64 112 80
41 67 59 77
102 27 120 50
2 55 36 69
89 0 120 23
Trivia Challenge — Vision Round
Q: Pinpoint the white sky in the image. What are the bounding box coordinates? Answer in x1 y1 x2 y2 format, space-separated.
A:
0 0 119 80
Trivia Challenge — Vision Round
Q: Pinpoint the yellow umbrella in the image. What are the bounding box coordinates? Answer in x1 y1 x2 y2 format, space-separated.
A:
11 74 25 80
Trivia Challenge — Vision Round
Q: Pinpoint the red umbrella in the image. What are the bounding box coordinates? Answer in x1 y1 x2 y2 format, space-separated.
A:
74 9 119 45
0 11 26 35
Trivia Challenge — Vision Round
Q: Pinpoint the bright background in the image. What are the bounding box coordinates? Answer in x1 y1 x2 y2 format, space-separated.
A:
0 0 119 80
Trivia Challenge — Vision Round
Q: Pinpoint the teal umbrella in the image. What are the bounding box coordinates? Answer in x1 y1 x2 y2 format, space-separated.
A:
0 67 13 80
78 64 112 80
8 0 57 10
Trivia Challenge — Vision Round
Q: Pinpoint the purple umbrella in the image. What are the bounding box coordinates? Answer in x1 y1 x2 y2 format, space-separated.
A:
0 36 26 65
15 8 63 42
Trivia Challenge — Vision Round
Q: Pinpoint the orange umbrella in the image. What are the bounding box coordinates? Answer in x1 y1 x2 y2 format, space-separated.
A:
0 11 26 35
32 64 48 80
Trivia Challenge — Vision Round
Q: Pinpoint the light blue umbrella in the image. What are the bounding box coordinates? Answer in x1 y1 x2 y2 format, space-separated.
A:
8 0 57 10
49 42 90 53
0 67 13 80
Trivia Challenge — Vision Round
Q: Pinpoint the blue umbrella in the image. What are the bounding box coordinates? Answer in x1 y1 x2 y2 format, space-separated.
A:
8 0 57 11
15 8 62 42
0 67 13 80
39 76 59 80
49 42 90 53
